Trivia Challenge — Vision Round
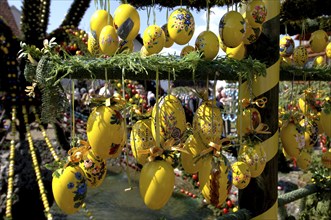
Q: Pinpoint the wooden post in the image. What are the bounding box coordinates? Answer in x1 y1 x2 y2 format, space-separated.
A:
238 0 280 219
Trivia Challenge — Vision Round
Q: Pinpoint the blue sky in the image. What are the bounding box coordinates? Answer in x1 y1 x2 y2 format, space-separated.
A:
8 0 228 55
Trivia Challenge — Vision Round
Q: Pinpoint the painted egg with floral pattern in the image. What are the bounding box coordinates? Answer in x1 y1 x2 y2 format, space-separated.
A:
243 23 262 45
199 157 231 207
195 30 219 60
130 119 155 165
238 143 267 177
79 150 107 188
180 45 195 57
321 151 331 168
143 25 166 55
296 150 311 171
320 109 331 137
139 160 175 210
113 4 140 41
326 42 331 58
293 46 308 67
236 107 261 137
193 101 223 146
87 106 125 159
161 23 174 48
167 8 195 45
90 10 113 40
151 95 187 146
52 166 87 214
181 134 205 174
280 122 303 158
99 25 119 56
231 161 251 189
219 11 245 48
118 39 134 53
309 30 329 53
279 36 295 57
245 0 267 28
226 42 246 60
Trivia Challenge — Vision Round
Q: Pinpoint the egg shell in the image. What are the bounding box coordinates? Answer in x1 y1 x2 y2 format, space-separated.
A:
99 25 119 56
279 36 295 57
226 42 246 60
231 161 251 189
113 4 140 41
181 134 205 174
180 45 195 57
219 11 245 48
90 10 113 40
245 0 267 28
238 143 267 177
143 25 166 55
195 30 219 61
161 23 174 48
309 29 329 53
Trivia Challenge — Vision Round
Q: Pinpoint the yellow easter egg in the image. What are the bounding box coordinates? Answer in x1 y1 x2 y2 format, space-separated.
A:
238 143 266 177
226 42 246 60
309 29 329 53
140 46 151 57
243 23 262 45
320 109 331 137
195 30 219 60
143 25 165 55
193 101 223 146
167 8 195 45
321 151 331 169
218 35 227 52
313 55 326 67
296 151 311 171
280 122 304 158
87 32 99 55
245 0 267 28
118 39 134 53
113 4 140 41
180 45 195 57
90 10 113 40
130 119 155 165
181 134 205 174
161 23 174 48
326 42 331 58
99 25 119 56
231 161 251 189
279 36 295 57
52 166 87 214
219 11 245 48
79 150 107 188
236 107 261 137
293 46 308 67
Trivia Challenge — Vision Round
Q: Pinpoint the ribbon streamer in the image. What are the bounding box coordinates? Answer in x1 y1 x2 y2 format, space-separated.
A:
246 122 271 135
241 97 268 108
193 138 231 163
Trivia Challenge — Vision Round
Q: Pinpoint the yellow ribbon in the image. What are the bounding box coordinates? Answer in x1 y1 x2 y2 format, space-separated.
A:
241 97 268 108
194 138 231 163
247 123 271 135
67 140 91 164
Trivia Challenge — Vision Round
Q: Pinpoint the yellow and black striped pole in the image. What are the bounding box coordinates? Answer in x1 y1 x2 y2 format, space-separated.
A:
238 0 280 219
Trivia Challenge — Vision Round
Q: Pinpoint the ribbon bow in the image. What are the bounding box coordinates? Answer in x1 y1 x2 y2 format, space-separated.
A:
194 138 231 163
242 97 268 108
247 123 271 135
67 140 91 164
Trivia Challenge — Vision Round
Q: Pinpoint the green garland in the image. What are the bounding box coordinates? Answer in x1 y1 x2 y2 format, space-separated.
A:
280 64 331 81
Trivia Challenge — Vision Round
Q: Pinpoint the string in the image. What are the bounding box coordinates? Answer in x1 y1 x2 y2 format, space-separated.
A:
238 76 243 147
152 0 156 25
107 0 111 25
155 68 161 148
168 70 171 95
206 0 210 31
71 78 76 145
146 6 151 27
180 0 182 8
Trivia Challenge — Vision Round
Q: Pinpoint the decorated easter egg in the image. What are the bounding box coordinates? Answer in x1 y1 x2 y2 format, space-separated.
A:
226 42 246 60
90 10 113 40
151 95 187 146
87 106 125 159
236 107 261 137
321 151 331 169
279 36 295 57
326 42 331 58
219 11 245 48
313 55 326 67
79 150 107 188
243 23 262 45
199 157 231 207
143 25 165 55
245 0 267 28
218 35 227 52
296 150 311 171
130 119 155 165
113 4 140 41
167 8 195 45
181 134 205 174
293 46 308 67
140 46 151 57
139 160 175 210
231 161 251 189
87 32 99 55
180 45 195 57
193 100 223 146
161 23 174 48
238 143 266 177
280 122 304 158
309 29 329 53
99 25 119 56
195 30 219 60
118 39 134 53
52 166 87 214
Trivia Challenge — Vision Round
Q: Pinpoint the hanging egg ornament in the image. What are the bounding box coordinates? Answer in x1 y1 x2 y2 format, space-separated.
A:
326 42 331 58
238 143 267 177
293 46 308 67
296 150 311 171
245 0 267 28
99 25 119 56
52 166 87 214
279 36 295 57
231 161 251 189
320 108 331 137
280 122 304 158
313 55 326 67
140 46 151 57
193 100 223 146
90 10 113 40
309 30 329 53
87 32 99 55
199 157 231 207
218 35 227 53
243 23 262 45
167 8 195 45
143 25 166 55
219 11 245 48
181 134 205 174
161 23 174 48
226 42 246 60
321 151 331 169
195 30 219 60
130 119 155 165
139 160 175 210
79 150 107 188
113 4 140 41
236 107 261 137
180 45 195 57
87 106 125 160
118 39 134 53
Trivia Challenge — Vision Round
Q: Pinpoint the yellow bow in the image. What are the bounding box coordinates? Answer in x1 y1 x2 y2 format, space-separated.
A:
67 140 91 164
194 138 231 163
242 97 268 108
248 123 271 135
